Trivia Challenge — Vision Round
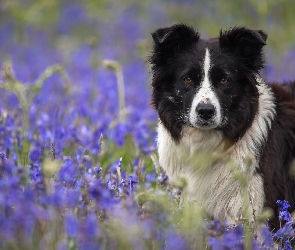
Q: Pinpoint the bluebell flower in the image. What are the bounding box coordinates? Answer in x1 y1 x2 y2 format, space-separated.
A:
75 146 84 164
89 181 118 210
276 200 292 222
29 149 41 163
119 176 139 196
274 222 295 240
65 213 79 238
208 222 247 250
93 166 102 178
158 171 169 185
29 163 43 183
57 158 79 187
110 122 130 147
146 172 157 183
0 152 7 165
67 189 81 208
165 227 190 250
278 240 292 250
259 225 274 248
0 125 14 153
77 212 100 249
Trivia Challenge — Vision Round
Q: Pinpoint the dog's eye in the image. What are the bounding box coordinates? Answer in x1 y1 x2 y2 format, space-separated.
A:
220 78 228 85
183 76 192 83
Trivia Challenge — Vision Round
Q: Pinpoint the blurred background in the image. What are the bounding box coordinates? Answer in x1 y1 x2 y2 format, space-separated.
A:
0 0 295 156
1 0 295 82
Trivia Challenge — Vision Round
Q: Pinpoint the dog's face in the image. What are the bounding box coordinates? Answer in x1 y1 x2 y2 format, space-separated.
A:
150 24 267 142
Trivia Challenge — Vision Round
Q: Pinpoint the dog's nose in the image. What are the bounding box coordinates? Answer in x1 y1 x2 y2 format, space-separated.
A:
196 103 215 120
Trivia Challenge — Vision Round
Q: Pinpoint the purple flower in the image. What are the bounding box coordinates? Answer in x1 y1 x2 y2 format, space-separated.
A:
77 212 100 250
29 164 43 183
65 214 79 238
29 149 41 163
110 122 130 147
277 200 292 222
0 152 7 169
158 172 168 185
260 226 274 248
146 172 157 184
208 223 245 250
165 228 190 250
119 176 138 196
89 181 117 210
93 166 102 175
274 222 295 240
57 158 79 186
278 240 292 250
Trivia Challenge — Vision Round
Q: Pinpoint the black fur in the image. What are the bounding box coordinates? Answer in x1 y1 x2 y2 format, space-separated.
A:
150 24 295 229
219 27 267 71
150 24 264 142
260 84 295 228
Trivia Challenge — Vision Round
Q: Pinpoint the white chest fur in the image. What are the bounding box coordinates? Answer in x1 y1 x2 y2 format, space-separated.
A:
157 82 276 223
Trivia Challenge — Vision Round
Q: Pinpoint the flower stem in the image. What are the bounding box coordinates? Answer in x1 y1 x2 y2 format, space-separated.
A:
1 61 69 170
102 60 126 122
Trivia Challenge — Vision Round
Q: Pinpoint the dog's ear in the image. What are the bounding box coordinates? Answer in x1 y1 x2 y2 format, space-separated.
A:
219 27 267 71
151 24 200 52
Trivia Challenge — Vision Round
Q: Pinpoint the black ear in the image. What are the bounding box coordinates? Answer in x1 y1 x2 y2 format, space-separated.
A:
151 24 200 52
219 27 267 71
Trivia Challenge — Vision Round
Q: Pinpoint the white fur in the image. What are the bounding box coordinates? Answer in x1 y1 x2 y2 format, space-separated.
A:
230 79 276 168
157 80 276 223
189 49 222 128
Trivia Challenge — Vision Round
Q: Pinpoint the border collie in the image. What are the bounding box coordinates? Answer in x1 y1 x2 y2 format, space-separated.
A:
149 24 295 229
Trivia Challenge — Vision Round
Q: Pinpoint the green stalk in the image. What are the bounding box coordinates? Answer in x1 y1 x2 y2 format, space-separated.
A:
21 104 30 168
241 175 252 250
1 61 69 173
229 159 253 250
102 60 126 122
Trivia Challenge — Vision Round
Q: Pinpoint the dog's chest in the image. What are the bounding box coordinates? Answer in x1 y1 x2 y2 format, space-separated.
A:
157 123 265 223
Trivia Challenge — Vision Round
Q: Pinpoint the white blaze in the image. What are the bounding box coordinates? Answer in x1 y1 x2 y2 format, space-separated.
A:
189 48 221 128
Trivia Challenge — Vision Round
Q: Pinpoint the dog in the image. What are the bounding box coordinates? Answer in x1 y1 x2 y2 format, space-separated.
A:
149 24 295 229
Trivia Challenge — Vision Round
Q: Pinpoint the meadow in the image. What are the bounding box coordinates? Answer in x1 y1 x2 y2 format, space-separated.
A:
0 1 295 249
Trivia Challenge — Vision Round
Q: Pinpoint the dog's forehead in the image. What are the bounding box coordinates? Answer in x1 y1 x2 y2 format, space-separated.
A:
191 38 220 63
175 38 222 67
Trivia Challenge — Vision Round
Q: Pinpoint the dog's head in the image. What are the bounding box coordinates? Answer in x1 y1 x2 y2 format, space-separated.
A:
149 24 267 142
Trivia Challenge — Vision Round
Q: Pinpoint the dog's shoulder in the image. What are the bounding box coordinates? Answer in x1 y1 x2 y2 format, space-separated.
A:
263 81 295 154
269 81 295 101
271 81 295 123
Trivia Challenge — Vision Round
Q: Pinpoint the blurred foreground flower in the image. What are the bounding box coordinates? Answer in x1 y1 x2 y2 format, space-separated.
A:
275 200 294 250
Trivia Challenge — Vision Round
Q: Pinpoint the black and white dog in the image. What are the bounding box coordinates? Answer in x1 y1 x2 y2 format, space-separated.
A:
149 24 295 229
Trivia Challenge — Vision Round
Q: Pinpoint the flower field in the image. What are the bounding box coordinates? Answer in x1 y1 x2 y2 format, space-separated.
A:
0 1 295 249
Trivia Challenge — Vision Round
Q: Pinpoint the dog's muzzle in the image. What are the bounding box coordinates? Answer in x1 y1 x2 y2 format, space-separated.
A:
196 102 216 121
